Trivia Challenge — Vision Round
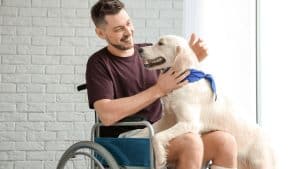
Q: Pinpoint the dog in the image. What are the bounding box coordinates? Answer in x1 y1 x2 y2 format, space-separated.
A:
138 35 276 169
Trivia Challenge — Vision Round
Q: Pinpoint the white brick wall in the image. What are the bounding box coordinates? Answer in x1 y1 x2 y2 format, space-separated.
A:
0 0 182 168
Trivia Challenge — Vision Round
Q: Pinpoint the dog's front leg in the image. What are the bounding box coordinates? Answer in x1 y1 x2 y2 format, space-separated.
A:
153 121 201 169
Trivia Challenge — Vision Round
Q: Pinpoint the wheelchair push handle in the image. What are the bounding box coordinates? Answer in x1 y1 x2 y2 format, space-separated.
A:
77 83 87 91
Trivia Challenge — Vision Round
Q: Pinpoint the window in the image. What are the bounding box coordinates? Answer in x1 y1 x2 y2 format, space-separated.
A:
183 0 257 122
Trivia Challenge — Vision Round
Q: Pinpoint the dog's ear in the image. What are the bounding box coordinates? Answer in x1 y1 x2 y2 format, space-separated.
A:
176 46 182 55
173 45 193 70
174 46 184 61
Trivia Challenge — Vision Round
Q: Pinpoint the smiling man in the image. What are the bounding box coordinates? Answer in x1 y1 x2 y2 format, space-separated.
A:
86 0 237 169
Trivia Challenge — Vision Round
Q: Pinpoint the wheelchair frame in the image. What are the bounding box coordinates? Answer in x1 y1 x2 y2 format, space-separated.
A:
56 84 155 169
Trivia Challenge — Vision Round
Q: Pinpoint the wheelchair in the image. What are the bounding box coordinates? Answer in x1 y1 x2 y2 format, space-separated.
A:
57 84 211 169
56 84 155 169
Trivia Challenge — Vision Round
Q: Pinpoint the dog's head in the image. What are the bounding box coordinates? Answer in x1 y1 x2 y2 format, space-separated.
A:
139 35 198 72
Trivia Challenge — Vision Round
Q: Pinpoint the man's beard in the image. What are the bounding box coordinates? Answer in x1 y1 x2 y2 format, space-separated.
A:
107 35 133 51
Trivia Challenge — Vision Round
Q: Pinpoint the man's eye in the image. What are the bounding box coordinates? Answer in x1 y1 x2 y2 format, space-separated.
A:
114 28 123 32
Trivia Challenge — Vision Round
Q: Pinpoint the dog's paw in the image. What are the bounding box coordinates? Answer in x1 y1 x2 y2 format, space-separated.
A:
153 136 168 169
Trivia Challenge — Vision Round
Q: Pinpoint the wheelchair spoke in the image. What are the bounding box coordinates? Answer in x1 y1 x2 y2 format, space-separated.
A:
63 148 93 169
58 146 113 169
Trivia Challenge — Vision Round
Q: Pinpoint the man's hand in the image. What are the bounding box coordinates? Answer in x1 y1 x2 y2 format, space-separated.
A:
154 67 189 96
189 33 208 62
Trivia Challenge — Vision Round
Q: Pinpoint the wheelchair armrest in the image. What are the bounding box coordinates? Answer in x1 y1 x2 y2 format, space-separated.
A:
119 115 147 122
91 120 154 140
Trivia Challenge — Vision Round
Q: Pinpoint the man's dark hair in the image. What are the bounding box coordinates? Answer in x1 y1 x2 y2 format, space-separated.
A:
91 0 125 27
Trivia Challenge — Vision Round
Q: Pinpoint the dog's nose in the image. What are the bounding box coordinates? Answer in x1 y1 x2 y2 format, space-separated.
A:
138 48 144 54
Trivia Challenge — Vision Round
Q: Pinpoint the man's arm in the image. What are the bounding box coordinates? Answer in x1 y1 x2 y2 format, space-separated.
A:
93 68 189 126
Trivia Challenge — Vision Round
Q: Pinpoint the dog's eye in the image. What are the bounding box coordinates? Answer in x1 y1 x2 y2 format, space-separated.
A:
158 41 164 46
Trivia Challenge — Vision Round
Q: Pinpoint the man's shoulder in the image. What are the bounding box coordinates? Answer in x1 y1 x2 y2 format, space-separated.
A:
87 47 108 64
86 47 109 76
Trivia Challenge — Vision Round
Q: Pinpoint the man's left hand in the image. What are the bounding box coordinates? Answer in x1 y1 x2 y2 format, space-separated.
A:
189 33 208 62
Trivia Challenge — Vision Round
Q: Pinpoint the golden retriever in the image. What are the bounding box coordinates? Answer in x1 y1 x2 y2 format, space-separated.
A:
138 35 276 169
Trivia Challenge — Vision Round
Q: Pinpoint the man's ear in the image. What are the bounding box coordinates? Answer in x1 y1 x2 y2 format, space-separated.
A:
95 27 106 39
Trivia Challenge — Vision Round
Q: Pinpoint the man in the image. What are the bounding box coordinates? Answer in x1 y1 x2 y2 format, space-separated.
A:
86 0 237 169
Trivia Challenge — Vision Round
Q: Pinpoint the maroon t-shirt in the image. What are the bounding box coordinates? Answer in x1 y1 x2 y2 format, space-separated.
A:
86 44 162 124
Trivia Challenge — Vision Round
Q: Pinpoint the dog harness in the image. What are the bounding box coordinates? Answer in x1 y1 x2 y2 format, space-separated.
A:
186 68 217 101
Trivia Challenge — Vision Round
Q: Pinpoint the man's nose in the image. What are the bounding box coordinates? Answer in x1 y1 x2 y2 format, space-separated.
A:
124 26 132 35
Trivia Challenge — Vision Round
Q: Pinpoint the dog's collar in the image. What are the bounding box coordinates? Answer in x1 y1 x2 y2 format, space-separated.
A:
186 68 217 101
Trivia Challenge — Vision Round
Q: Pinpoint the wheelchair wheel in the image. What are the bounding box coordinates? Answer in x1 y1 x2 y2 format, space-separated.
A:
57 141 119 169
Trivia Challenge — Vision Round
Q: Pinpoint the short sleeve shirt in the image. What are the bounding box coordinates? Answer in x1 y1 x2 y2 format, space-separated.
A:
86 44 162 123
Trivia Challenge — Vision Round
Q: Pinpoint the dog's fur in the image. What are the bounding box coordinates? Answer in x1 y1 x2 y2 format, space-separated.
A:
138 35 276 169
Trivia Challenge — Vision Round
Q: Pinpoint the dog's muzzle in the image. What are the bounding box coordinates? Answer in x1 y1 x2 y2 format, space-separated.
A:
143 56 166 68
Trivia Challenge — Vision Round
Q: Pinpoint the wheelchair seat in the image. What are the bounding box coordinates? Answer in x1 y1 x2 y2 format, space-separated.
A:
95 137 151 168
